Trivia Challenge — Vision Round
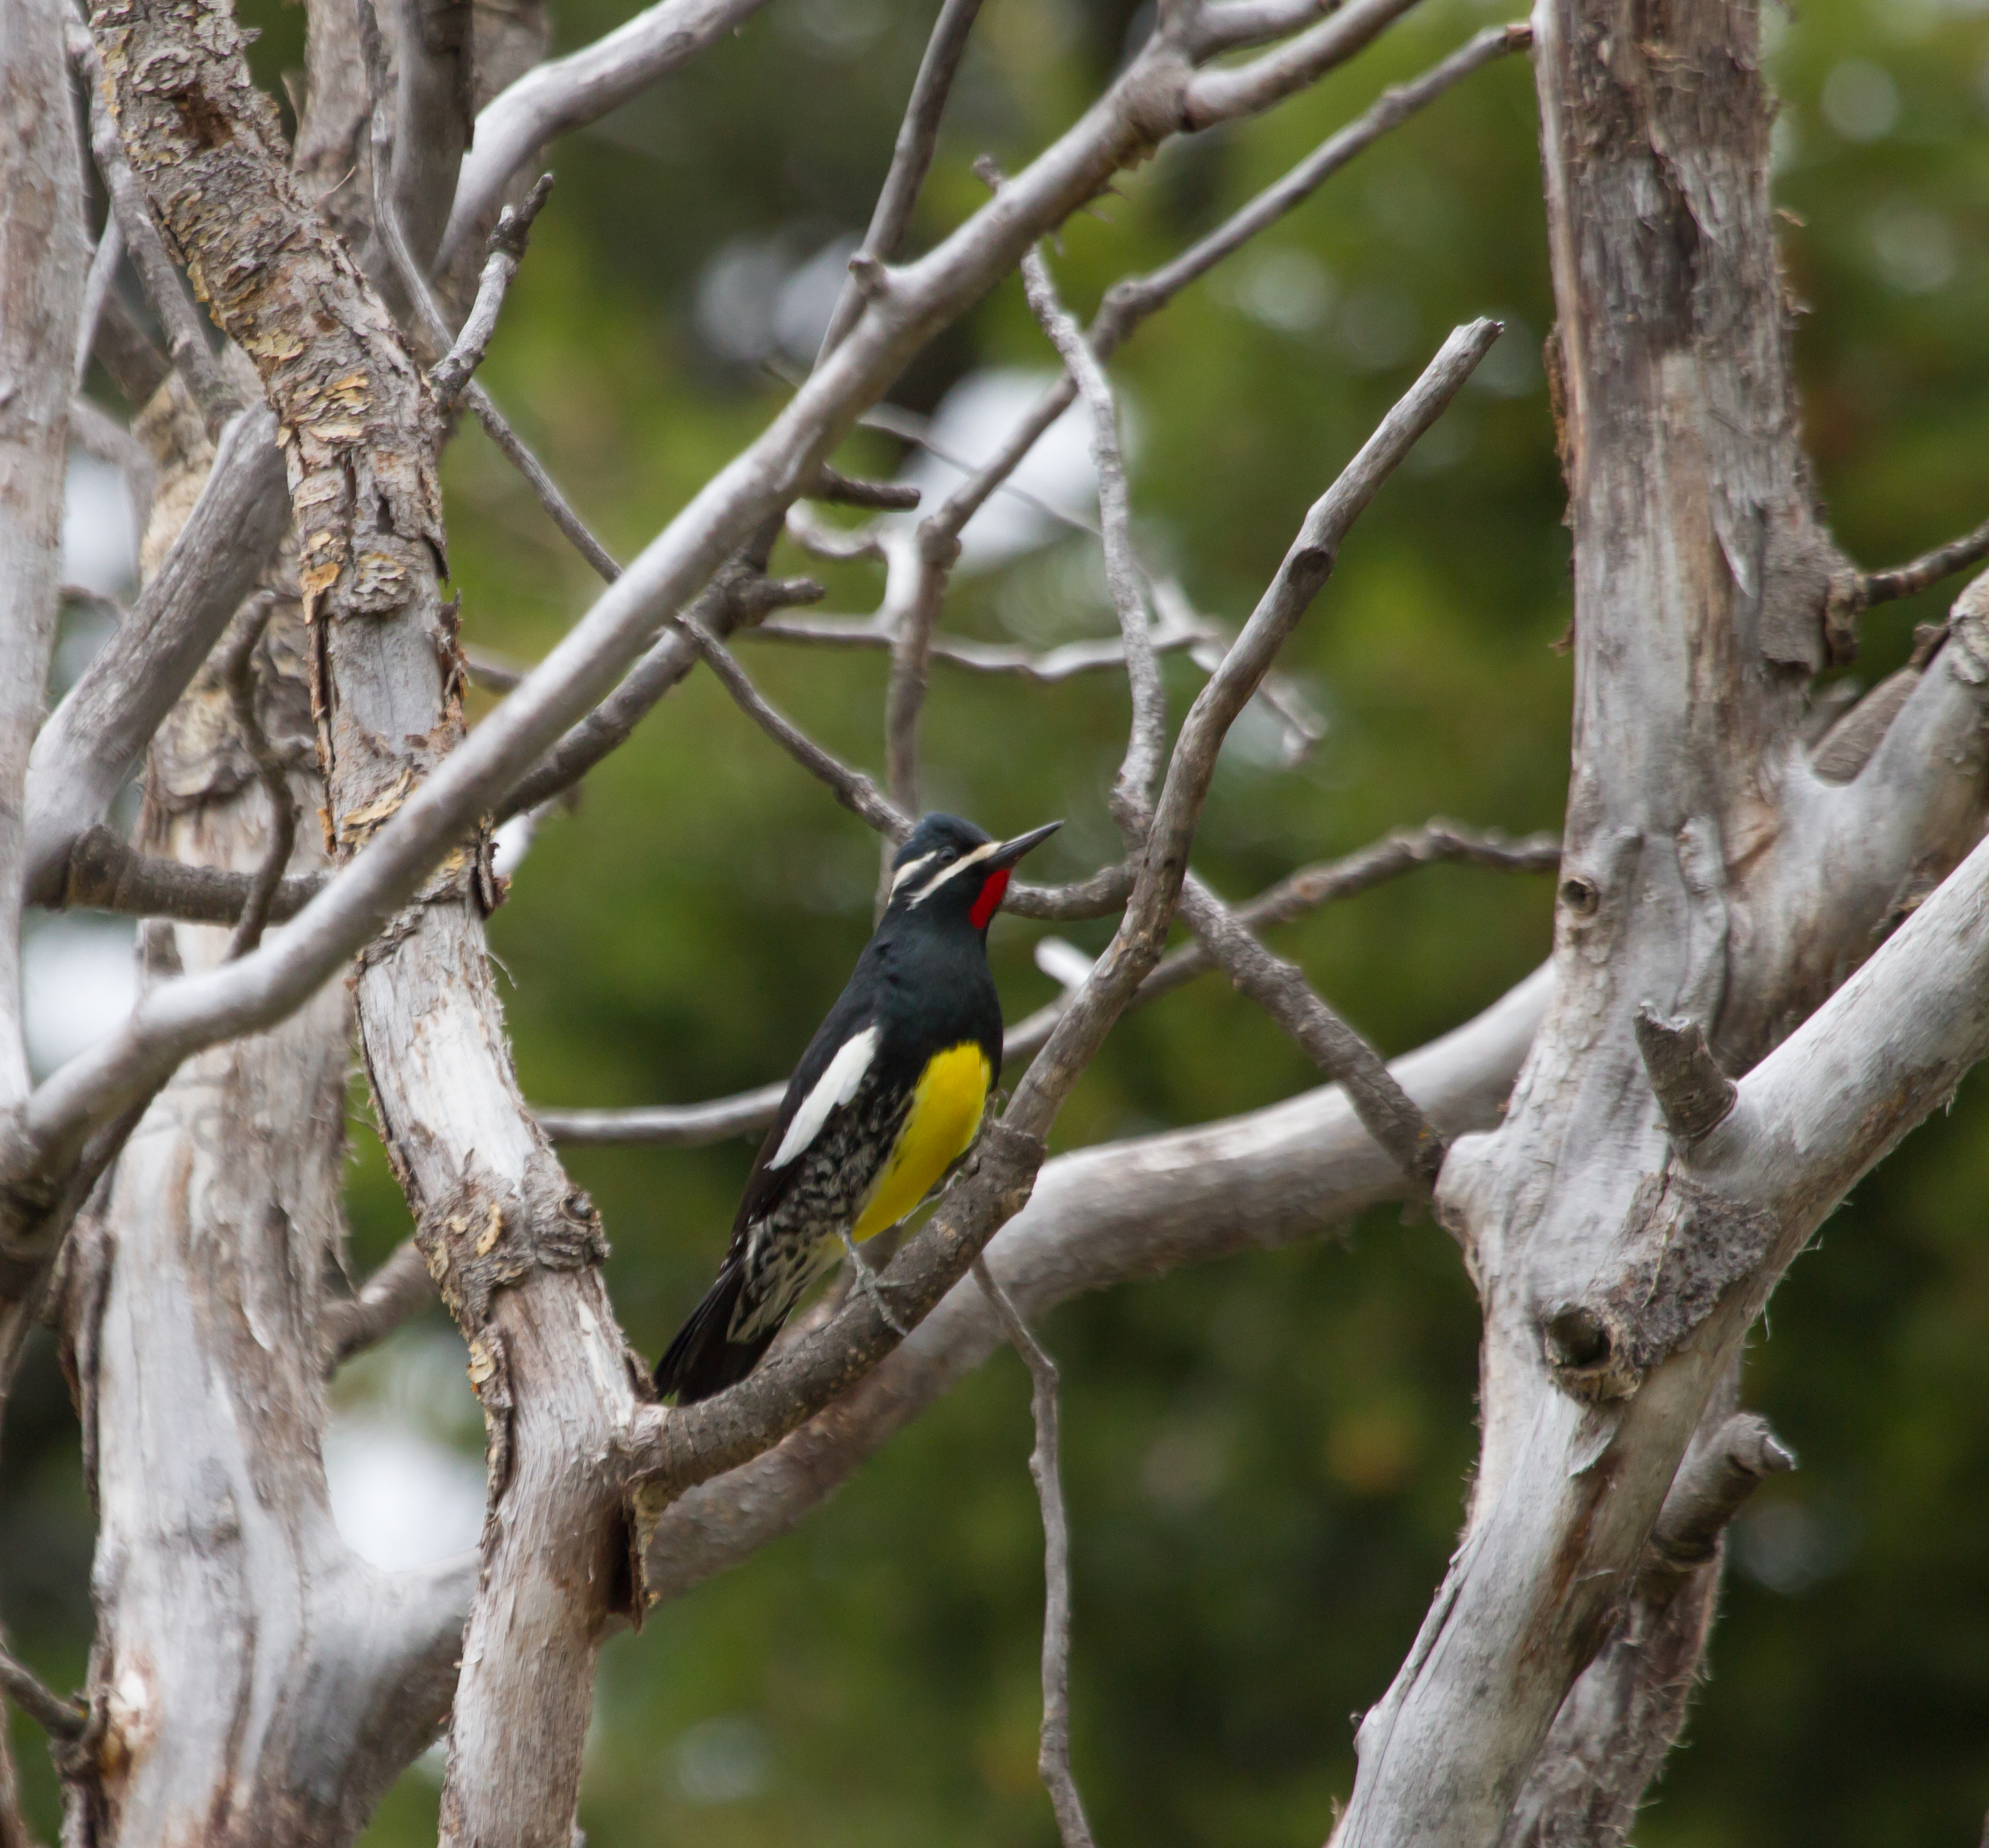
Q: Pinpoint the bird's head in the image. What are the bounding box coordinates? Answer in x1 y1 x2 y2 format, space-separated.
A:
884 813 1063 933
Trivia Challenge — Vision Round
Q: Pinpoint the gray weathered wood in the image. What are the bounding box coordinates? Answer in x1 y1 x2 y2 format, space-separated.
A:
1329 8 1989 1843
0 0 88 1105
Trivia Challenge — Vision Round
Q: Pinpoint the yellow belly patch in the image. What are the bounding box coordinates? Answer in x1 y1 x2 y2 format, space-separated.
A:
852 1042 991 1242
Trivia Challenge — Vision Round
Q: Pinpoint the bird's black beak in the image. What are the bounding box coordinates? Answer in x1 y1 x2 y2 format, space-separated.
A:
988 820 1063 869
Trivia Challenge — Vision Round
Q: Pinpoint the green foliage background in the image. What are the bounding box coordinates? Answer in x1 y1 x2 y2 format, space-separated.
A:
11 0 1989 1842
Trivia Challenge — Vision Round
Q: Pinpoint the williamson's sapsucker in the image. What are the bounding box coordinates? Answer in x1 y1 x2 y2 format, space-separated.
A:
654 812 1061 1403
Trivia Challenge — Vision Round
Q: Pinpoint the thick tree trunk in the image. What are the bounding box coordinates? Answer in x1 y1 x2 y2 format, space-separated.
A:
95 6 647 1841
1332 5 1989 1842
58 386 474 1847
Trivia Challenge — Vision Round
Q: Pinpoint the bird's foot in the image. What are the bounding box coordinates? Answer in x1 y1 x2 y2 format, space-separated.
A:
836 1226 909 1336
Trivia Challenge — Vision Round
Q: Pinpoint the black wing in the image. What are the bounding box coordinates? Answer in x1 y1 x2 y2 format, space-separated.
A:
728 961 883 1239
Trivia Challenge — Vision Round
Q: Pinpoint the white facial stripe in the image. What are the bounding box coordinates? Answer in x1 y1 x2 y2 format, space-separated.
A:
769 1024 879 1170
889 850 939 895
908 839 1000 907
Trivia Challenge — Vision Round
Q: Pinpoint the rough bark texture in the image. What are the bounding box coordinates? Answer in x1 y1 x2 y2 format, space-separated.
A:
61 338 472 1847
1331 7 1989 1843
96 7 648 1842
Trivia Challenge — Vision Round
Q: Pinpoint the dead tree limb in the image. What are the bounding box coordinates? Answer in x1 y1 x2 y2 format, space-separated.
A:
1330 9 1989 1842
972 1258 1097 1848
1176 876 1444 1190
437 0 777 272
815 0 986 360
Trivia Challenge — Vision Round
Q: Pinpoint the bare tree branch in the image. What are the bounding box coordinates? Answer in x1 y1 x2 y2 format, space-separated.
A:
1181 0 1425 129
816 0 988 361
0 1645 87 1743
91 288 170 407
1632 1004 1738 1145
680 611 911 837
67 17 238 438
757 606 1208 679
73 214 122 390
1020 243 1164 835
972 1257 1097 1848
25 406 291 899
321 1237 437 1372
430 176 553 408
437 0 777 274
467 385 623 581
810 466 921 510
43 824 323 925
1176 876 1444 1189
1845 516 1989 613
1642 1410 1793 1584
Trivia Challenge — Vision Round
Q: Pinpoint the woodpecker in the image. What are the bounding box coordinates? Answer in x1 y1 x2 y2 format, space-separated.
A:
655 812 1062 1404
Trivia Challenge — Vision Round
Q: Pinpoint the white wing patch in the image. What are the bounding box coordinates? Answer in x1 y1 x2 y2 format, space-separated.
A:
768 1024 879 1170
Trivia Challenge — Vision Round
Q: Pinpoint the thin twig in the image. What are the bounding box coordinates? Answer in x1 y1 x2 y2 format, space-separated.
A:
1020 245 1164 835
1175 876 1444 1189
463 643 527 692
677 613 911 840
361 18 622 584
46 824 324 925
215 596 297 959
320 1238 437 1373
430 176 553 409
73 215 123 392
810 466 921 510
972 1257 1096 1848
493 535 809 821
66 17 238 440
1858 516 1989 609
757 610 1210 679
464 385 622 581
0 1646 87 1743
815 0 988 362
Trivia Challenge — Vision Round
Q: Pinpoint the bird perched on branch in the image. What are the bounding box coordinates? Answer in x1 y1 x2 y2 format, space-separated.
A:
655 812 1063 1404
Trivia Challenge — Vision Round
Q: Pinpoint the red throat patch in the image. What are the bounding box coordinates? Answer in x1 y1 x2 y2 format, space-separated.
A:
970 867 1011 929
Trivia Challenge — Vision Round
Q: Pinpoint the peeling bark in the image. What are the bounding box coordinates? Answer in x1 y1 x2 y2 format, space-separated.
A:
65 347 468 1847
1331 6 1989 1843
96 7 648 1841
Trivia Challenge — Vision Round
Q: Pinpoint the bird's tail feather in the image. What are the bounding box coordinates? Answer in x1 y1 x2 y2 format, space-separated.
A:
654 1261 779 1404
